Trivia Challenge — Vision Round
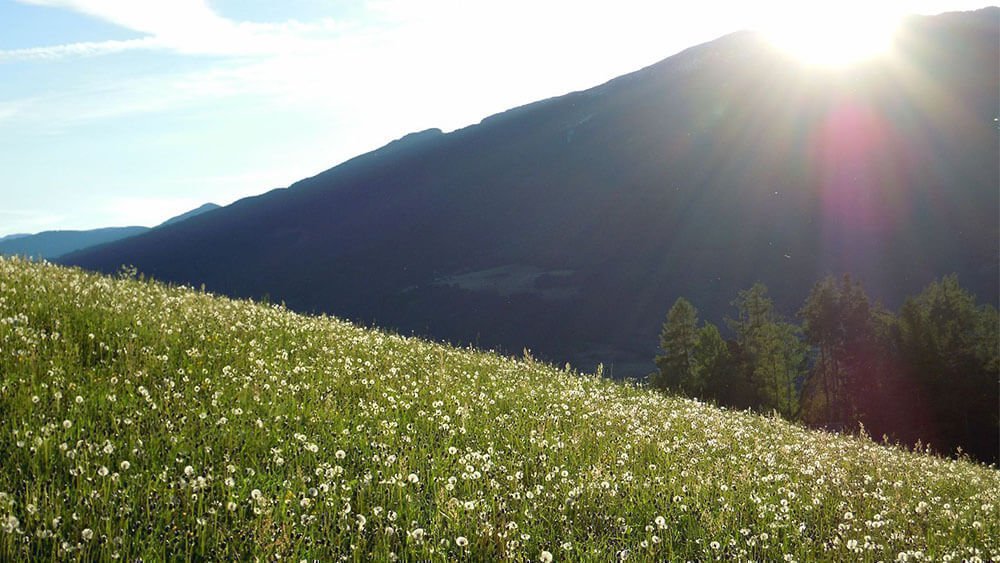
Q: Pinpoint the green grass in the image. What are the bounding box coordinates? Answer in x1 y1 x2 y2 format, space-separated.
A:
0 256 997 561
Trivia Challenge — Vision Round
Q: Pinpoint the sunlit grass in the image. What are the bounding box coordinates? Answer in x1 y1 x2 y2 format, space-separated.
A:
0 256 996 561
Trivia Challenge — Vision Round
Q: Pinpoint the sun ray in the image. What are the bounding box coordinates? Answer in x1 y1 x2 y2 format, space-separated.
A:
760 4 903 66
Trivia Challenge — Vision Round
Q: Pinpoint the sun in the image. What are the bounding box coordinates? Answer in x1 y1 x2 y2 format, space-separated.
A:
760 4 902 66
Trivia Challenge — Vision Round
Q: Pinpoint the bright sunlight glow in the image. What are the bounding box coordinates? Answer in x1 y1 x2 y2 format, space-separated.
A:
760 3 903 66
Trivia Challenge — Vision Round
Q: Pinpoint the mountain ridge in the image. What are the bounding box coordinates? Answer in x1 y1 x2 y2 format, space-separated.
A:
1 202 220 260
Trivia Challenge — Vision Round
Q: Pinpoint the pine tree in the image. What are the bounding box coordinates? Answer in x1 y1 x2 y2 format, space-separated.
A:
728 283 805 417
898 275 999 461
652 298 699 393
799 274 878 428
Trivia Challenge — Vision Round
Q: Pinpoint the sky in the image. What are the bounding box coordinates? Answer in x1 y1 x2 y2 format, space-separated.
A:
0 0 991 236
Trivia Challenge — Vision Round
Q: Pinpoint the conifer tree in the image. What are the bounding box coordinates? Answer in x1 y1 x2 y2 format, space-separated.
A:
653 297 699 392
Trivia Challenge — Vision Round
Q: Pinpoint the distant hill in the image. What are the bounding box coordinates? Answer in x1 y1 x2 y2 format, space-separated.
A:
2 203 219 260
0 226 149 260
62 9 1000 374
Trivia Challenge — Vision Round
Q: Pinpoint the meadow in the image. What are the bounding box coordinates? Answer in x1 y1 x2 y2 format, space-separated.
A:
0 256 997 561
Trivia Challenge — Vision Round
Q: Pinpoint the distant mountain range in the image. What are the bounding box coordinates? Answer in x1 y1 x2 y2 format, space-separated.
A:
61 9 999 374
2 203 219 260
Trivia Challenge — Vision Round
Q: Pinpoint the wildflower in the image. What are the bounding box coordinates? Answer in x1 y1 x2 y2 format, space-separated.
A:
1 516 17 534
456 536 469 547
81 528 93 541
98 466 109 477
119 461 130 471
407 473 419 484
654 516 666 529
62 420 72 429
335 449 346 459
540 550 553 562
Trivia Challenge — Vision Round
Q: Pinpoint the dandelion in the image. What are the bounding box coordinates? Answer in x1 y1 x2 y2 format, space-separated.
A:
1 516 17 534
119 461 130 471
654 515 666 529
456 536 469 547
98 466 109 477
81 528 93 541
335 449 346 459
540 550 553 562
62 420 72 429
407 473 419 484
184 466 194 477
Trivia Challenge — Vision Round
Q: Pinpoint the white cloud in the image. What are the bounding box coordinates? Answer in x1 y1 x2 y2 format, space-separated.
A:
4 0 353 61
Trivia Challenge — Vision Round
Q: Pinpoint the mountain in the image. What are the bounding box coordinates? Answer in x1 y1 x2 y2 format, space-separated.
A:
2 202 220 260
0 226 149 260
61 9 1000 374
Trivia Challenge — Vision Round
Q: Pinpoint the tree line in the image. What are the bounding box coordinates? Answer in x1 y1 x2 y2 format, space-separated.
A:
651 274 999 464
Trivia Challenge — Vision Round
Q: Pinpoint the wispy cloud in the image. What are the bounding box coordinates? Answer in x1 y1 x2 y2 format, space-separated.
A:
0 36 161 61
3 0 352 61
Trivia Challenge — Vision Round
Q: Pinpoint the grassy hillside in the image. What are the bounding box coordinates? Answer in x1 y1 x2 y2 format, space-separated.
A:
0 257 996 561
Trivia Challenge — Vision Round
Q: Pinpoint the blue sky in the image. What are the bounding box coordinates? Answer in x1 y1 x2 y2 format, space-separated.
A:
0 0 989 236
